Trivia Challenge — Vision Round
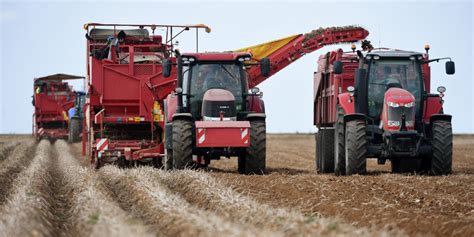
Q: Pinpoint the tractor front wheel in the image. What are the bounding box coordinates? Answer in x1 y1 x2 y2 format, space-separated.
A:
238 120 266 175
172 120 194 169
68 118 81 143
334 106 346 176
345 120 367 175
427 120 453 175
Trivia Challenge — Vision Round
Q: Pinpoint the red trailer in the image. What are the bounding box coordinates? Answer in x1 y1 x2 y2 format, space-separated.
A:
313 44 455 175
84 23 211 168
33 73 84 140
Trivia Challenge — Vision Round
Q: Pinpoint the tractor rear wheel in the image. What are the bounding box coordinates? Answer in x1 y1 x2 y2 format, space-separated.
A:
345 120 367 175
172 120 194 169
428 120 453 175
316 129 335 173
334 106 346 176
315 133 322 172
238 120 266 175
68 118 81 143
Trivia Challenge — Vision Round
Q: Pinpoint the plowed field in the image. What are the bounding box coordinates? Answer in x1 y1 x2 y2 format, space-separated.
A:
0 134 472 237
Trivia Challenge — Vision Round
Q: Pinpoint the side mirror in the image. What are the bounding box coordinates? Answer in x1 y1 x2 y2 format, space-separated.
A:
162 59 172 78
333 61 343 74
260 58 271 77
445 61 455 75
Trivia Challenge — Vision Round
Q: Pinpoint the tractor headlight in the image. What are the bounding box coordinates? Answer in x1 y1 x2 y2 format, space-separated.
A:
388 101 400 108
250 87 260 94
387 120 400 127
404 102 415 108
437 86 446 93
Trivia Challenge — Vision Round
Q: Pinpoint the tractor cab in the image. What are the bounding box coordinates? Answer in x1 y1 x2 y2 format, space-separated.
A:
364 51 424 130
69 91 86 119
334 49 455 133
162 52 269 174
169 52 265 120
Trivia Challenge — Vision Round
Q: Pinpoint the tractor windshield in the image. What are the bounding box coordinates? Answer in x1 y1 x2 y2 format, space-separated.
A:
367 58 423 118
76 93 86 108
188 63 243 117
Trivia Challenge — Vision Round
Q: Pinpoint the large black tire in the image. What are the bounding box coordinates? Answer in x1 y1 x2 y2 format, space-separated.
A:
345 120 367 175
334 106 346 176
316 129 335 173
164 149 173 170
391 158 422 174
172 120 194 169
68 118 81 143
238 120 266 175
427 120 453 175
315 132 322 172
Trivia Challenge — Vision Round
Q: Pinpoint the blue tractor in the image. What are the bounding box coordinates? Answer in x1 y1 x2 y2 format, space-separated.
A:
68 91 86 143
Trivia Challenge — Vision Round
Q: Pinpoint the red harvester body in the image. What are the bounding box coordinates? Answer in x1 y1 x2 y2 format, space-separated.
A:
33 73 84 140
84 23 211 168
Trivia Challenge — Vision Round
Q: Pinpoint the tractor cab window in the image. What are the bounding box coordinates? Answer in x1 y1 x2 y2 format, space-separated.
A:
76 93 86 107
189 63 243 117
367 59 423 118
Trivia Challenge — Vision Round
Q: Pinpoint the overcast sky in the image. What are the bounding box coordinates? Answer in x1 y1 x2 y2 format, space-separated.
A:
1 0 472 133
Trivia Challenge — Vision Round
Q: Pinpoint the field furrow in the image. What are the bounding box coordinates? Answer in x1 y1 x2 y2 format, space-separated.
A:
0 134 471 237
154 169 387 236
54 140 152 237
0 139 35 204
98 166 263 237
0 140 57 236
0 141 19 161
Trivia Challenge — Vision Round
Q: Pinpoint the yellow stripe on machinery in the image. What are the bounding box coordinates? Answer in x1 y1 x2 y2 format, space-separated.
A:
233 34 300 61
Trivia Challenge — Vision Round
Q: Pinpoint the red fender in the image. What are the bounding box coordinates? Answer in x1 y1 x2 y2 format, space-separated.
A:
337 92 355 114
423 96 443 123
165 94 178 122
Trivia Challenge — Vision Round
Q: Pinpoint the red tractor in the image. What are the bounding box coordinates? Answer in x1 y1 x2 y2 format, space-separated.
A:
83 23 211 168
163 52 268 174
162 26 370 174
314 44 455 175
33 73 84 140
